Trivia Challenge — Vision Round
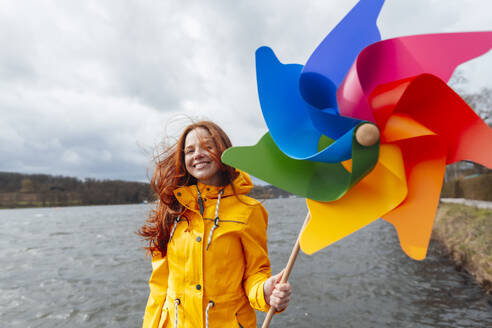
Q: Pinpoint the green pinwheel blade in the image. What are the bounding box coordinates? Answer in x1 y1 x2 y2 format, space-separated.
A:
222 130 378 202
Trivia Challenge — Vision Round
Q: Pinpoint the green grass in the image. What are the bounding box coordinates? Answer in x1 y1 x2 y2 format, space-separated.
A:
434 203 492 292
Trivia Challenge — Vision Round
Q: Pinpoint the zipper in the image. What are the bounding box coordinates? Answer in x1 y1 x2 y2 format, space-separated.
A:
195 185 204 215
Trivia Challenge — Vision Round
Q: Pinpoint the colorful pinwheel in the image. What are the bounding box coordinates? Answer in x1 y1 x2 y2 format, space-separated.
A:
223 0 492 259
222 1 492 324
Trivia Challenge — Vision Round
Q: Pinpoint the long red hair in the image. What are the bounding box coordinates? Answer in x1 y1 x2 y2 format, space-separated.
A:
137 121 238 256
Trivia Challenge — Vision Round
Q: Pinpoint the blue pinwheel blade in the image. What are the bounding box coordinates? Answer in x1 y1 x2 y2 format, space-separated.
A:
315 127 356 162
300 0 385 109
256 46 320 159
256 46 356 162
307 107 362 139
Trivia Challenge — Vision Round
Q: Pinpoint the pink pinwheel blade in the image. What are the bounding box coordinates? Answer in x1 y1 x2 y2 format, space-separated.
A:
337 32 492 122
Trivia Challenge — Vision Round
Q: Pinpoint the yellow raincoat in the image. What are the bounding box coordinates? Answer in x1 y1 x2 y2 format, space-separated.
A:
142 171 272 328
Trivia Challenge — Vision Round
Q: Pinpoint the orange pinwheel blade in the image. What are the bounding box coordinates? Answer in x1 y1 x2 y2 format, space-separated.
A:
301 144 407 254
382 136 446 260
380 113 446 260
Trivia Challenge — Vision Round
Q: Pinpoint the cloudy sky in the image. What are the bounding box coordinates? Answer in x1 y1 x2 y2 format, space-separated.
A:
0 0 490 182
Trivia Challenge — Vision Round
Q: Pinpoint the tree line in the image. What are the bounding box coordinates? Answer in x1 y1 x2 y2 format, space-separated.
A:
0 172 154 208
0 172 292 209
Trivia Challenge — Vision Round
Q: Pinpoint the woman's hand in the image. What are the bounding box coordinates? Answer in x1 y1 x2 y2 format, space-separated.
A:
263 270 291 311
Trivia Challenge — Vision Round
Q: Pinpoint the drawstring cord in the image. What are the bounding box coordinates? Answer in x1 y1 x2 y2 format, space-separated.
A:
173 298 214 328
174 298 180 328
205 300 214 328
169 216 181 242
170 187 223 249
206 189 223 250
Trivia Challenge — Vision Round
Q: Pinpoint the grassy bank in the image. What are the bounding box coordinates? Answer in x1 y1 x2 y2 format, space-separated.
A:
433 203 492 293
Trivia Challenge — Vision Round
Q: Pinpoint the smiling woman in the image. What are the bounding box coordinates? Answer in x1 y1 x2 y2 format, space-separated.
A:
137 120 291 328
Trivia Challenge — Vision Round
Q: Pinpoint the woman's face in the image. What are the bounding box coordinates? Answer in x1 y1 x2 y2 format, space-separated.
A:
184 127 222 186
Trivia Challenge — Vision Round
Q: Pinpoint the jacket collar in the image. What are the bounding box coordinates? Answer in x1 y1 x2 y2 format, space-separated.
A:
173 170 253 209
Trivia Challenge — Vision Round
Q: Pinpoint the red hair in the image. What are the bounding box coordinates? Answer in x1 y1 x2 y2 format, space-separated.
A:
137 121 238 256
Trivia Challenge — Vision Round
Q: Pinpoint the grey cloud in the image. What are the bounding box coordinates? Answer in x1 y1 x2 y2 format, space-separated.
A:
0 0 490 182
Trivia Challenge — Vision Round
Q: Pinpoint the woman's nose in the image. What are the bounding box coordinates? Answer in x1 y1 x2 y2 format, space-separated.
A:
194 147 207 158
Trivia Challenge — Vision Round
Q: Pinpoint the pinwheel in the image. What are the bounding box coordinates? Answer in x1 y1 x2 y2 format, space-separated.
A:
221 0 492 326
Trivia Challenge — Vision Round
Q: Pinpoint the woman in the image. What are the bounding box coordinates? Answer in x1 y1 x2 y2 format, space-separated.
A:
139 121 291 328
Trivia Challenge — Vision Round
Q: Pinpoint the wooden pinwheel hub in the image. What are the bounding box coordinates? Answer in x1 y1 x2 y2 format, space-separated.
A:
355 123 380 147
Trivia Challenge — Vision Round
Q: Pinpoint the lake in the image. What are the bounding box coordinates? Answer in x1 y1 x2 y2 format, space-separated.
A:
0 198 491 327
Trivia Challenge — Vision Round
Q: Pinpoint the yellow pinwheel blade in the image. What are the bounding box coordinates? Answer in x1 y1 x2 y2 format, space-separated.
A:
300 144 407 254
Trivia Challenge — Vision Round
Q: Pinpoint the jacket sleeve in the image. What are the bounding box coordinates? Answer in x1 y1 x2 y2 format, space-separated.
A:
240 203 272 312
142 251 169 328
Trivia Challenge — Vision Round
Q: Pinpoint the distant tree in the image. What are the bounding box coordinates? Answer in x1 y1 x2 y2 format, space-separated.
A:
449 70 492 126
461 88 492 126
20 178 34 193
0 172 23 192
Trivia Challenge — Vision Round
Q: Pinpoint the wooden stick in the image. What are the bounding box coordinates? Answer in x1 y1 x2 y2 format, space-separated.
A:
262 212 311 328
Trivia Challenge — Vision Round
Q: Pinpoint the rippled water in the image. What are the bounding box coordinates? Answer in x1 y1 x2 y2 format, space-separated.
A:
0 198 491 327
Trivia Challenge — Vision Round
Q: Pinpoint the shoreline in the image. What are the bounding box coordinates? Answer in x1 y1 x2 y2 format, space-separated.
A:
433 202 492 294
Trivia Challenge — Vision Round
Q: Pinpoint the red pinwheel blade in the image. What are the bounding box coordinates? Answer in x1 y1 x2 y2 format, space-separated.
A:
370 74 492 167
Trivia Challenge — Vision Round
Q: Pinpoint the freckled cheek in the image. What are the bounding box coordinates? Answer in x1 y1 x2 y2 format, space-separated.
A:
184 157 194 173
